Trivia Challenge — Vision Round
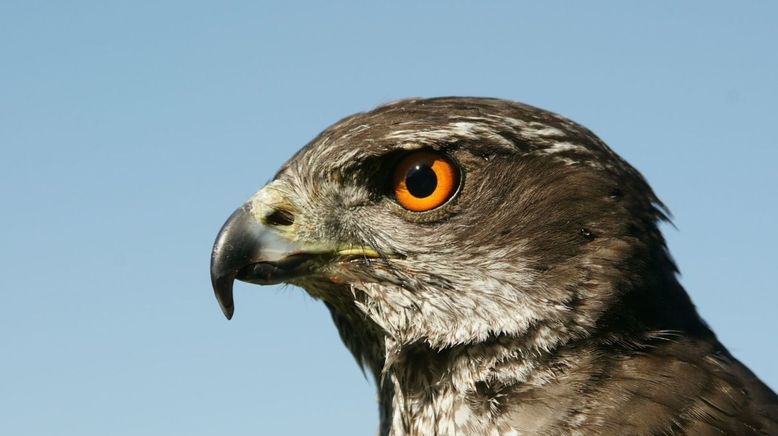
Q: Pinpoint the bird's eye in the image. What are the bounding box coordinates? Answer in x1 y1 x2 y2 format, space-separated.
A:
393 151 459 212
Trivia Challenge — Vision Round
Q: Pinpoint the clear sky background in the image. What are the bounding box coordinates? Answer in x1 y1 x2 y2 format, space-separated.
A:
1 2 777 435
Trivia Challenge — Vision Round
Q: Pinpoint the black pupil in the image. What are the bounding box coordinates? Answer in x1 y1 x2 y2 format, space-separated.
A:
405 164 437 198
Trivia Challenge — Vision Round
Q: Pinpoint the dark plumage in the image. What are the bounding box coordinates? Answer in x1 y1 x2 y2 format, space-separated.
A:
210 97 778 435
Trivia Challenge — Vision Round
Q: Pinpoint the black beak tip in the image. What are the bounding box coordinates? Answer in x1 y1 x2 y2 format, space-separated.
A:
212 274 236 320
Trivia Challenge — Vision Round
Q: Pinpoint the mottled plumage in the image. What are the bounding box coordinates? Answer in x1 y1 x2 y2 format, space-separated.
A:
210 97 778 435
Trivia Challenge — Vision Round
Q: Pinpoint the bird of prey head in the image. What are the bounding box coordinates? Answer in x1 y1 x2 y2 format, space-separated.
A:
210 97 777 435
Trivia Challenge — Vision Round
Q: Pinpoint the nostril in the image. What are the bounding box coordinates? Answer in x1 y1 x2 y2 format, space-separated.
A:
264 208 295 226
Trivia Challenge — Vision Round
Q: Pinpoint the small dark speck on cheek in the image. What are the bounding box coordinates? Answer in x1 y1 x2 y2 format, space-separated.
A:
478 152 493 161
579 227 595 240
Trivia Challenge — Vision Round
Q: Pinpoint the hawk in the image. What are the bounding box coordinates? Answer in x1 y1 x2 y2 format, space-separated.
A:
210 97 778 435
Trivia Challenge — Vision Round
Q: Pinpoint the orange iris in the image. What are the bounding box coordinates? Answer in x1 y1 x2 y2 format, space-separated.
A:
393 151 458 212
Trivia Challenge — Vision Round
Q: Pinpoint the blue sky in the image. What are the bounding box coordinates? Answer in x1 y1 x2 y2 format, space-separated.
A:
1 2 776 435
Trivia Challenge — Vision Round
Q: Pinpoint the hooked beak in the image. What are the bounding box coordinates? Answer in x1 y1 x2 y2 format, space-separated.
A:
210 202 384 320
